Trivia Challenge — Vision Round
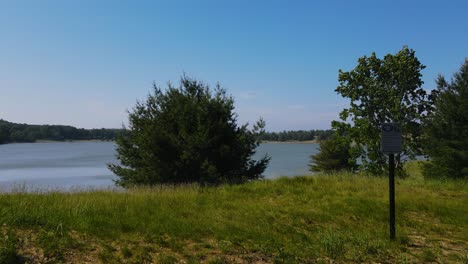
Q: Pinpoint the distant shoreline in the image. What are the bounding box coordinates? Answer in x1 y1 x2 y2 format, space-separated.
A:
1 139 114 145
35 139 113 143
3 139 319 145
261 140 318 144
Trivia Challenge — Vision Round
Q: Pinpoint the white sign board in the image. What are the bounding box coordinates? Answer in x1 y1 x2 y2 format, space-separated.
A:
381 123 402 154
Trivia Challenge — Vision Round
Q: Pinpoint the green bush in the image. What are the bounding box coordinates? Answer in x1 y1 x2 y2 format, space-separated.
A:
109 76 270 186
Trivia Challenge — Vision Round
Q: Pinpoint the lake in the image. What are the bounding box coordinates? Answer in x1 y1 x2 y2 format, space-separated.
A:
0 141 319 191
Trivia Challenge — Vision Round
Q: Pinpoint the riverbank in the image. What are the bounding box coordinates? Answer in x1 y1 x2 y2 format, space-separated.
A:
1 167 466 263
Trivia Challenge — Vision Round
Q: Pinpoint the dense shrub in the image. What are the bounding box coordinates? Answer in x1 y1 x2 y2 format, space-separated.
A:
108 76 270 186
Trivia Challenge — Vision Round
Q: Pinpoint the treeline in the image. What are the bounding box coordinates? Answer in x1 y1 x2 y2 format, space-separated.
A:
0 119 335 145
260 130 334 142
0 119 121 144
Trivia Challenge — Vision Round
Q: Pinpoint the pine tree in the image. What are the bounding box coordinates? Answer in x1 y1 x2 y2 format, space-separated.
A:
309 136 356 173
108 76 270 186
423 59 468 179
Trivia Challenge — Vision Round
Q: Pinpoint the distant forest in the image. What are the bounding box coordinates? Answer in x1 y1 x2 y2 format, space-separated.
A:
0 120 121 144
0 119 334 144
260 130 334 142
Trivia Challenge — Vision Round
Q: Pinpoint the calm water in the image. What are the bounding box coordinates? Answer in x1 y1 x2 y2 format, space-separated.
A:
0 141 318 191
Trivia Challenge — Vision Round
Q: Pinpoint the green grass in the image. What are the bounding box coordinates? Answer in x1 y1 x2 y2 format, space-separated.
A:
0 163 467 263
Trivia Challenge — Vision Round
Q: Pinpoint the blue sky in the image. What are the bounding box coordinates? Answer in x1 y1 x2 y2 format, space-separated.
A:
1 0 467 131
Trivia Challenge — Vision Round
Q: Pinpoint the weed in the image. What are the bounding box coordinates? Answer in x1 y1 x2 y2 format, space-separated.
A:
98 244 118 263
320 230 346 260
121 246 132 258
36 227 80 261
132 246 153 263
422 248 438 262
398 252 413 264
207 256 230 264
0 226 20 264
458 251 468 264
158 252 178 264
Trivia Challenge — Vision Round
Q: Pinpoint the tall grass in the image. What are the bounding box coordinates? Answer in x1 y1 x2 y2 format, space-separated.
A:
0 170 466 263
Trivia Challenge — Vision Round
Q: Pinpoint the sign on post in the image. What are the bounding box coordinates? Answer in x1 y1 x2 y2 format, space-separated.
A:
381 122 402 240
381 123 402 154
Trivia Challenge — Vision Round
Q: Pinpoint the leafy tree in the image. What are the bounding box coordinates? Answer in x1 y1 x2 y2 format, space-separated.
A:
332 47 432 175
309 135 356 173
423 59 468 179
108 76 270 186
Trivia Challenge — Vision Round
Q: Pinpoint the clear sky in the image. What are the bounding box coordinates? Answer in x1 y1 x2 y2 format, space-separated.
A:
1 0 467 131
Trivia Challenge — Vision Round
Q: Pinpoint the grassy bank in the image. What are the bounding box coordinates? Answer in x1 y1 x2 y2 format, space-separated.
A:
1 167 467 263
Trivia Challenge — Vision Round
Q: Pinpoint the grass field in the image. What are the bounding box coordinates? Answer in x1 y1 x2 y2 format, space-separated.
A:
0 162 467 263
